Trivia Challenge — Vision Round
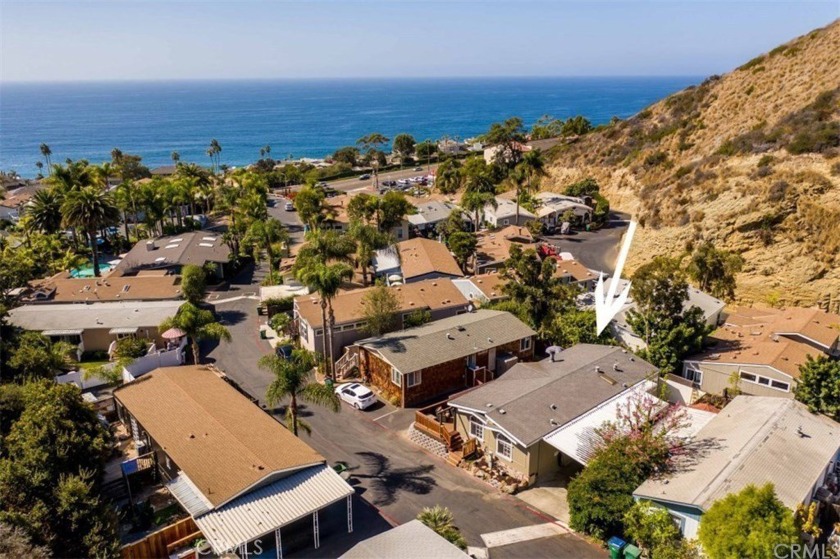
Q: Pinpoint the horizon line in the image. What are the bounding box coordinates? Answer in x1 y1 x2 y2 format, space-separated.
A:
0 74 706 86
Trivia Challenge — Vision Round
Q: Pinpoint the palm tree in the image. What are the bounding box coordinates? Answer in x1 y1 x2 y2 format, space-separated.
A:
350 222 391 286
158 302 231 364
435 159 462 195
356 133 389 190
260 349 341 436
114 181 138 241
27 189 64 234
61 187 120 277
243 218 289 284
460 190 497 232
503 166 526 224
39 143 53 175
171 151 180 165
295 262 353 379
520 148 546 192
208 139 222 174
417 506 467 550
35 160 44 178
295 228 357 268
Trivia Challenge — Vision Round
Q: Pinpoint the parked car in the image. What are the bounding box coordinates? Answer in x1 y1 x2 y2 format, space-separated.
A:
275 344 294 359
334 383 377 410
284 201 295 211
359 174 371 180
413 166 423 171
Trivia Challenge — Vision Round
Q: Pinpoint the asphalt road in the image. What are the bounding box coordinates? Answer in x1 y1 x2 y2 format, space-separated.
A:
204 269 605 558
541 213 631 275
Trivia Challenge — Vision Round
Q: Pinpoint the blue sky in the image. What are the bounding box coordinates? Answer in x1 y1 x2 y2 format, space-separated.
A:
1 1 837 82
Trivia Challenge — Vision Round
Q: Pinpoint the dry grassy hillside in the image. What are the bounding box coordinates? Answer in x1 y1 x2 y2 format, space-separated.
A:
545 20 840 312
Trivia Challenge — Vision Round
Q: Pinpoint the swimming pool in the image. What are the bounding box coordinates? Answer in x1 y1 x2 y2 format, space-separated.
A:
70 262 115 278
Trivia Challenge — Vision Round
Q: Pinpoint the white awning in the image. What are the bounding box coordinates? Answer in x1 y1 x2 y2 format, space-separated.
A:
543 381 664 466
109 326 139 335
42 329 83 336
194 464 353 554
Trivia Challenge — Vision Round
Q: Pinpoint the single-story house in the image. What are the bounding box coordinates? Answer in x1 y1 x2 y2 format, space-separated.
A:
681 306 840 399
552 258 598 291
448 344 659 484
6 300 183 356
340 519 470 559
474 226 536 274
533 192 592 227
452 273 508 304
373 238 464 285
114 366 354 557
633 396 840 539
479 196 536 229
353 309 536 407
113 231 232 279
605 278 726 352
21 271 184 304
295 278 471 356
408 200 460 233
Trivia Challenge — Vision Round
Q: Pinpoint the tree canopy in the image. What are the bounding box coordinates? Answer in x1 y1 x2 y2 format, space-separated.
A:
795 354 840 421
0 381 118 558
686 242 744 300
361 284 400 337
698 484 798 559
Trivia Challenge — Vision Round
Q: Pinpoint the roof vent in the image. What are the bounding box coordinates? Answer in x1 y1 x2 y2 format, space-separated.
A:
613 363 621 372
595 365 602 373
457 325 466 332
498 408 506 415
550 404 557 410
550 419 559 426
446 333 454 340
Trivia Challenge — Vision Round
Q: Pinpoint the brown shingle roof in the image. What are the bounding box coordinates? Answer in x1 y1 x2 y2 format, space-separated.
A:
295 278 468 327
693 306 840 377
475 226 535 266
114 366 325 507
24 272 183 303
397 238 463 280
553 259 597 283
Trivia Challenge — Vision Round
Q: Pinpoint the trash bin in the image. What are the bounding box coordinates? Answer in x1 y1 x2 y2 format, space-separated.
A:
623 544 641 559
259 329 267 339
325 378 334 389
607 537 626 559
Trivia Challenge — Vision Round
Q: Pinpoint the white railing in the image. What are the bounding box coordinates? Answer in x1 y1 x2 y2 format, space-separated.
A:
122 338 187 382
335 351 359 380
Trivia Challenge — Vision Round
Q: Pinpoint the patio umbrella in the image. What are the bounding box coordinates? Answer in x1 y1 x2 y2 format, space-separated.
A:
162 327 186 339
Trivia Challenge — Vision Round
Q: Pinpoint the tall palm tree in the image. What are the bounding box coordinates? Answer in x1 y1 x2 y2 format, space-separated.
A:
520 148 546 192
295 228 357 268
60 187 120 277
356 133 389 190
296 263 353 379
171 151 180 165
260 349 340 436
158 302 231 364
243 218 289 284
460 190 497 232
503 166 527 224
350 222 391 286
39 143 53 175
27 189 64 234
113 181 137 241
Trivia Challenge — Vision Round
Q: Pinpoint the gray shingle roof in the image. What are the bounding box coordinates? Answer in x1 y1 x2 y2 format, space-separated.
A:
355 309 535 374
450 344 658 446
7 300 183 331
340 520 470 559
633 396 840 511
115 231 231 274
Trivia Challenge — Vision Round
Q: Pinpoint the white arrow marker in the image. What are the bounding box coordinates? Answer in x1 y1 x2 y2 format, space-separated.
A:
595 220 638 336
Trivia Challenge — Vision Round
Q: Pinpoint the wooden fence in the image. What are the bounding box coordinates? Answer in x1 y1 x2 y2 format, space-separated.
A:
121 517 202 559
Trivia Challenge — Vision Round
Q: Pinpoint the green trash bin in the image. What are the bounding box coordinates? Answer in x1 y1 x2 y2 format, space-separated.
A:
607 537 626 559
259 329 267 339
623 544 641 559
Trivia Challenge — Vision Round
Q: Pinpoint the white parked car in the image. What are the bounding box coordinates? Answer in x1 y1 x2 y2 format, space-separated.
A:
284 201 295 211
335 383 377 410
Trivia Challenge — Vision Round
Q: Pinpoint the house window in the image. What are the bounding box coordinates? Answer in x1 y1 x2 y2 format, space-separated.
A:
315 329 323 337
299 321 309 338
406 371 421 388
771 380 790 391
684 363 703 384
496 434 513 461
391 369 402 387
466 354 477 368
739 371 791 393
520 337 532 351
470 419 484 441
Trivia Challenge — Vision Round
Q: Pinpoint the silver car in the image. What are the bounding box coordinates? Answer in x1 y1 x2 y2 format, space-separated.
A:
335 383 377 410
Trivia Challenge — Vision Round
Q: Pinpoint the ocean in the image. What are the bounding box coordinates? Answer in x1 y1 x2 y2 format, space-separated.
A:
0 77 700 177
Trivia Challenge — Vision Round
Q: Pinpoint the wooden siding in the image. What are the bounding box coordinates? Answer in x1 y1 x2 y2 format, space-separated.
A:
360 350 401 404
121 517 201 559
